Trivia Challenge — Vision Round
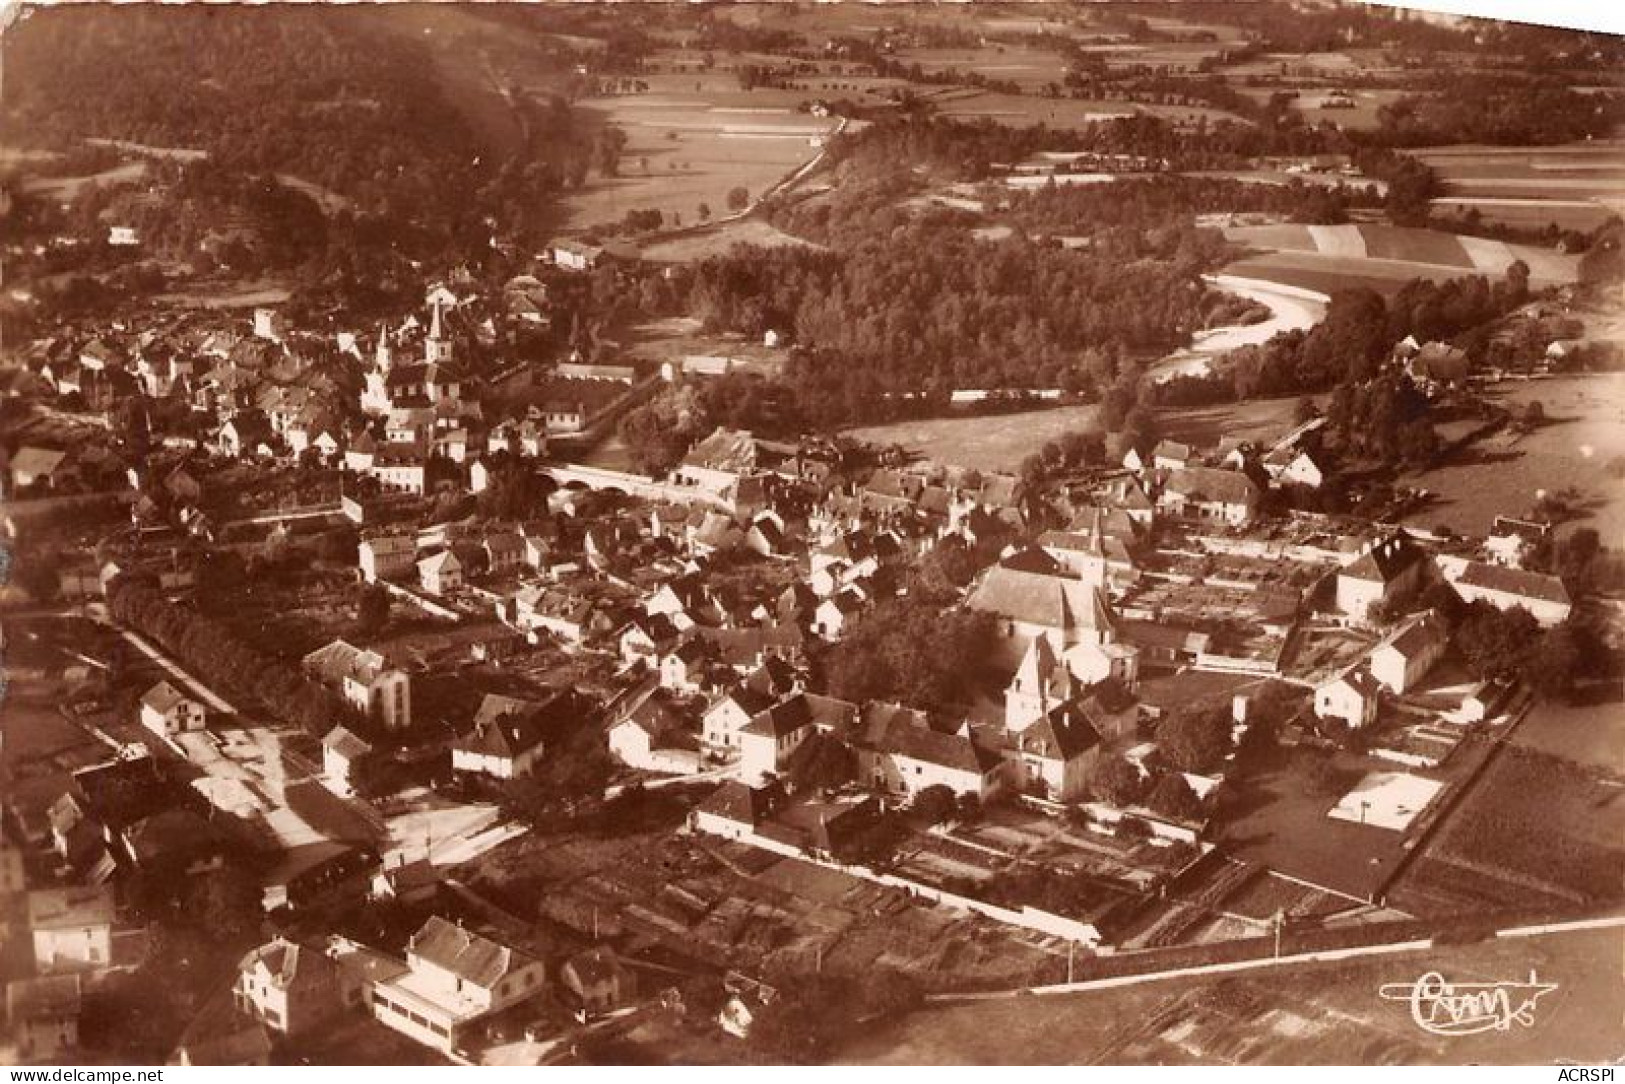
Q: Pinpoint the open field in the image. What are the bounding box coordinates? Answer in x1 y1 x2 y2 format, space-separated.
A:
1430 198 1619 234
1511 691 1625 775
1221 254 1464 298
1405 744 1625 911
1414 141 1625 231
1402 374 1625 543
1081 40 1241 73
562 77 837 229
844 394 1307 471
845 404 1101 470
934 89 1244 129
894 43 1070 93
1235 85 1412 132
1189 168 1386 194
19 160 148 201
637 217 821 263
1223 223 1582 287
839 925 1625 1064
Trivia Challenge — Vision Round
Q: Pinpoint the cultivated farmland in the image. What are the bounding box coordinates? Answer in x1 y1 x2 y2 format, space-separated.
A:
1414 140 1625 232
562 73 838 230
1221 223 1582 295
839 924 1625 1065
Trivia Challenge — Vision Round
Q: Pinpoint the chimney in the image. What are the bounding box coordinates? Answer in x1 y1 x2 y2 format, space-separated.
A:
1232 694 1250 725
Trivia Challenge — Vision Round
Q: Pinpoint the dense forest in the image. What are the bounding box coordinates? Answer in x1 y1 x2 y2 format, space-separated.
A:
1154 264 1534 408
2 6 619 253
1375 76 1624 147
1001 174 1367 232
671 224 1231 427
809 116 1440 227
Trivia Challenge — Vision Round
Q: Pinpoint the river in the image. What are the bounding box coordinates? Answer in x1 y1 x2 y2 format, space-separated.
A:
1149 273 1330 384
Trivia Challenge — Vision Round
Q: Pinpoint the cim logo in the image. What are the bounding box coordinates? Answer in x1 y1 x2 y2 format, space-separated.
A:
1378 970 1558 1037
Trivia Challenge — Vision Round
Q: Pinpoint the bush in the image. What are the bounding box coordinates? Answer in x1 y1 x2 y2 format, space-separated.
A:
1115 815 1152 842
1089 755 1145 806
1145 772 1205 823
911 784 957 825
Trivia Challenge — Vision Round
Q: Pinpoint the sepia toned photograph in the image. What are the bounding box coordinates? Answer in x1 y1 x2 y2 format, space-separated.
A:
0 0 1621 1070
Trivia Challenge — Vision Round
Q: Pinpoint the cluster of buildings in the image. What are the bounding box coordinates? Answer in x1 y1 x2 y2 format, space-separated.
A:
0 237 1598 1065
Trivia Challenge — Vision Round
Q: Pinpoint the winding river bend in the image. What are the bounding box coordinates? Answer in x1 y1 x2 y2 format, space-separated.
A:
1149 274 1330 384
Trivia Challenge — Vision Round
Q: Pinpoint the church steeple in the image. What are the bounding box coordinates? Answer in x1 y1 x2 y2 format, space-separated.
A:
374 323 393 372
425 300 452 365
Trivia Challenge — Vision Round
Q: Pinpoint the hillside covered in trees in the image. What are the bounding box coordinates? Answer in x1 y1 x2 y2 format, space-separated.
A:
3 6 620 251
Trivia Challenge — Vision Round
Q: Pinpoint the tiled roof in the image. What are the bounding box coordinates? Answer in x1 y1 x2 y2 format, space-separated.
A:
863 705 1001 775
1457 561 1571 605
408 915 534 990
966 565 1114 633
303 639 392 687
696 780 779 825
1012 700 1105 762
322 726 372 760
140 680 191 716
1164 465 1258 506
239 938 339 991
742 692 857 739
1375 610 1449 661
1341 533 1425 584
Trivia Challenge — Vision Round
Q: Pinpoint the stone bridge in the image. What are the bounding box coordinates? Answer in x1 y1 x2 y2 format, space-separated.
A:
543 463 728 510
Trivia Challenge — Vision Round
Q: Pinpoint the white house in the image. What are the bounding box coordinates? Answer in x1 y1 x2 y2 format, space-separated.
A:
1314 666 1381 729
359 535 416 583
856 703 1006 802
368 917 546 1054
27 886 115 975
138 680 206 738
417 550 463 596
1158 466 1260 526
1447 560 1573 628
607 694 698 775
737 693 857 783
303 640 412 731
1368 610 1449 694
1151 440 1193 472
701 685 776 760
450 695 554 779
1277 450 1325 488
813 589 865 641
1002 699 1104 803
1336 533 1429 622
322 727 373 797
7 975 82 1063
235 938 346 1037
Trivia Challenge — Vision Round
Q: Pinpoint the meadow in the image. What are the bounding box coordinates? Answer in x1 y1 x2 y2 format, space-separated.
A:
843 395 1306 471
636 217 821 263
1413 141 1625 231
935 89 1245 129
1235 85 1412 133
562 72 837 230
838 925 1625 1065
1221 223 1582 296
1402 373 1625 543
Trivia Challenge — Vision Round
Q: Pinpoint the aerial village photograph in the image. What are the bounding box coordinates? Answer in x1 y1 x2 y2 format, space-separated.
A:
0 0 1621 1071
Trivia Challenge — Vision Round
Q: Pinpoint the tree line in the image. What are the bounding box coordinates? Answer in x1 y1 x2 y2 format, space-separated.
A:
107 572 346 735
